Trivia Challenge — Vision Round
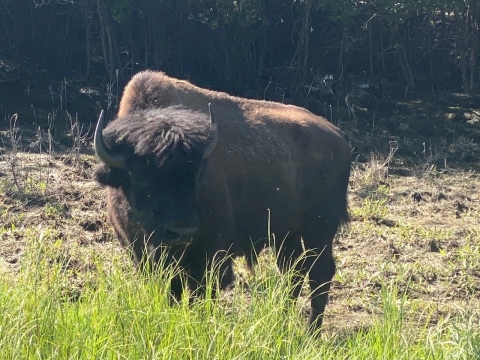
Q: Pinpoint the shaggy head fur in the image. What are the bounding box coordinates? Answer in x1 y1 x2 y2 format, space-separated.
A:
94 106 217 252
102 106 216 167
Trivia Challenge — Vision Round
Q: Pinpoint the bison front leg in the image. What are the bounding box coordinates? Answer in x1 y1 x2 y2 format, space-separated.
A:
186 265 233 302
169 274 186 303
276 231 306 300
181 246 234 300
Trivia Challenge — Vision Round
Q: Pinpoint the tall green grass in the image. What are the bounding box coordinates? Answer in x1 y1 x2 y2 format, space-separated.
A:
0 236 478 359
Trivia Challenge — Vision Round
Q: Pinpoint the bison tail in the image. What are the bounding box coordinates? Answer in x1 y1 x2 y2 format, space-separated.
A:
338 164 351 230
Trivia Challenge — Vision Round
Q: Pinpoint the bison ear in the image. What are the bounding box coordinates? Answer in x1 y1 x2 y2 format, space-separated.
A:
93 164 129 188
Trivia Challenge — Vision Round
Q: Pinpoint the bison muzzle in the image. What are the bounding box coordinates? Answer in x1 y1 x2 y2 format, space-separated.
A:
93 70 351 330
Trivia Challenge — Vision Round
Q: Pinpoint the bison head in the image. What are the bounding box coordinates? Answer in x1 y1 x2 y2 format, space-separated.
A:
93 105 218 245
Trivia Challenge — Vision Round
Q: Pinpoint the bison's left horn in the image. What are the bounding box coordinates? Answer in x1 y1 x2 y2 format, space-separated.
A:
204 103 218 159
94 110 126 168
208 102 215 124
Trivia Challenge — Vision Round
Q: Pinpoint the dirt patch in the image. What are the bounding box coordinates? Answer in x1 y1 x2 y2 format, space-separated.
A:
0 151 122 279
322 161 480 334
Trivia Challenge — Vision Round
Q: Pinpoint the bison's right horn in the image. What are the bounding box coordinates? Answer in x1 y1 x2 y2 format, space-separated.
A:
94 110 125 168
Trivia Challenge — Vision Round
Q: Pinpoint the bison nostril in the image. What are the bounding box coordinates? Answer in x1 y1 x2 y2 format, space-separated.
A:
168 226 199 237
165 229 180 241
164 226 198 242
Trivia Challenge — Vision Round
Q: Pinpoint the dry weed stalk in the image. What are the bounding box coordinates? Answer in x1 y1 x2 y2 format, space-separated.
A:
8 114 23 193
67 112 90 165
47 111 55 155
448 135 479 160
351 142 398 189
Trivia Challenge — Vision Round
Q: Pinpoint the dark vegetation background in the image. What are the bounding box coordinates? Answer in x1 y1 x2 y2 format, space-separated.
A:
0 0 479 162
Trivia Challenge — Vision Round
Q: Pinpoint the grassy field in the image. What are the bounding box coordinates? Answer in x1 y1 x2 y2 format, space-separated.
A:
0 95 479 358
0 236 478 359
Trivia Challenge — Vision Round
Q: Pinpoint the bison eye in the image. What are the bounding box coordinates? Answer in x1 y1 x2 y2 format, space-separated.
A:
152 208 162 216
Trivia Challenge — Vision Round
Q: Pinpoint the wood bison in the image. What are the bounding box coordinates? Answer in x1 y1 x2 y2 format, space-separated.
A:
93 70 351 329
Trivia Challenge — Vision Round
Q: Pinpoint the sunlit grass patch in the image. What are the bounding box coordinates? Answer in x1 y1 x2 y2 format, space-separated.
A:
0 236 312 359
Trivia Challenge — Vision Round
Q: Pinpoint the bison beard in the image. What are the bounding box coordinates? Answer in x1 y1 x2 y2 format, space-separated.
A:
93 70 351 331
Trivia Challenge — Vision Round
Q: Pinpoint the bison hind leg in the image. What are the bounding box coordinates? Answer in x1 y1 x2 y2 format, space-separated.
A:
305 246 335 330
276 225 337 331
301 215 340 331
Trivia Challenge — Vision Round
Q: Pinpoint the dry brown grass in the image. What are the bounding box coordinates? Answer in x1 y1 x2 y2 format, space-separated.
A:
325 153 480 334
0 152 124 285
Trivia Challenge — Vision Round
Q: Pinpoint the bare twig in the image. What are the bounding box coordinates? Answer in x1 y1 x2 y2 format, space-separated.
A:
8 114 23 193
